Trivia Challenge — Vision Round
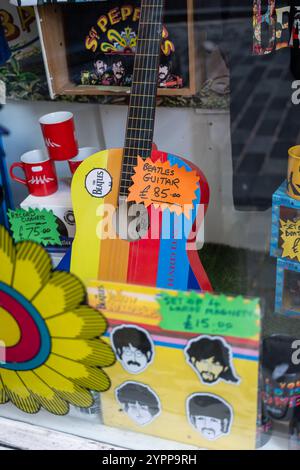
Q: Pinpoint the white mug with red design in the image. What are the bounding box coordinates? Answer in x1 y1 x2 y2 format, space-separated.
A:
10 149 58 197
39 111 78 161
68 147 99 174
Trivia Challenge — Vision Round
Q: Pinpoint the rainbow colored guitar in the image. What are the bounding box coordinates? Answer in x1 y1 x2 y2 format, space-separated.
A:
70 0 212 292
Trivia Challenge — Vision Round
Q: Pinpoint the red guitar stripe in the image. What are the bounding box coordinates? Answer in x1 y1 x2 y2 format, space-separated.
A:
181 157 213 292
127 150 168 286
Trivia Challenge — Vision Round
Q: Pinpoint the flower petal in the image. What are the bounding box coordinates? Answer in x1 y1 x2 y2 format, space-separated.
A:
0 369 40 413
46 354 111 392
51 338 115 367
32 272 85 319
46 307 107 338
34 365 93 408
0 226 15 285
12 242 52 300
0 375 8 404
18 370 69 415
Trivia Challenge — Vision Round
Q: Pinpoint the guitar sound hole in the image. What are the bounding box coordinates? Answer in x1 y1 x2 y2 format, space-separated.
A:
113 200 150 242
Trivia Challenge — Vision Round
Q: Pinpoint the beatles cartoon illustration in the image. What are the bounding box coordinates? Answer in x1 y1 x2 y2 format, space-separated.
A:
82 58 131 86
111 325 154 374
158 59 183 89
81 15 183 89
187 393 233 441
82 57 182 88
184 336 240 385
115 381 161 426
110 326 237 440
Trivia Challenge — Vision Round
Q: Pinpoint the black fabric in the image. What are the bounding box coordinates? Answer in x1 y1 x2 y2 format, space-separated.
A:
0 22 11 66
197 1 300 211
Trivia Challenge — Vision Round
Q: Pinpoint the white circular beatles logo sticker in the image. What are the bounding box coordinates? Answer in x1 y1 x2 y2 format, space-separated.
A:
85 168 112 198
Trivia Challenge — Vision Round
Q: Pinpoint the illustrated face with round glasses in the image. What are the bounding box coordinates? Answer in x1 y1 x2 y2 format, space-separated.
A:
111 325 154 374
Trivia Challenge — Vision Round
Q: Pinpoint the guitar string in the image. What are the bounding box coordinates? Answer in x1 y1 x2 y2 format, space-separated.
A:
122 19 163 204
122 3 159 184
127 0 151 279
134 1 164 281
130 0 157 280
129 0 163 280
132 0 154 279
122 39 159 191
121 0 163 197
128 9 160 169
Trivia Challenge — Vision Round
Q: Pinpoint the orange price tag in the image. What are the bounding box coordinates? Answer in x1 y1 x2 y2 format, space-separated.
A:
127 157 199 218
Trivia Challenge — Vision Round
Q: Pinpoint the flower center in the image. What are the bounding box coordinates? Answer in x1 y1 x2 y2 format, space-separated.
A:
0 282 51 371
0 306 21 347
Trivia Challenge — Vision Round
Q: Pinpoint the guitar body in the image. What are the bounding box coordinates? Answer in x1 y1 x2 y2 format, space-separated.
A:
71 148 212 292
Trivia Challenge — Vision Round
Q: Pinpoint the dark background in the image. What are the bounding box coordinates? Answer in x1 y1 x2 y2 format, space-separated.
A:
62 0 190 87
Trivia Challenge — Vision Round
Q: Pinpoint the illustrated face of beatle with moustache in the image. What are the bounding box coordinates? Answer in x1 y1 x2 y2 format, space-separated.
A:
113 61 125 81
94 60 107 76
120 343 151 374
158 65 169 81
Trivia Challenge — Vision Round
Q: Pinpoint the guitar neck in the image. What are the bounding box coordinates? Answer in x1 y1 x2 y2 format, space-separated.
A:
120 0 164 198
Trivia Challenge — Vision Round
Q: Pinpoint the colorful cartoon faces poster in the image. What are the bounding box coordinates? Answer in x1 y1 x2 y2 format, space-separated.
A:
0 226 114 415
101 328 259 450
89 282 260 449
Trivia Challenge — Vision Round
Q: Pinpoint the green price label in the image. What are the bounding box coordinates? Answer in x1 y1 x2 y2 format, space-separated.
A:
8 208 62 246
158 292 260 339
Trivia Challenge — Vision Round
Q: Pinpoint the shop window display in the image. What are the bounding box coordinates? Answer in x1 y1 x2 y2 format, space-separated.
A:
0 0 300 453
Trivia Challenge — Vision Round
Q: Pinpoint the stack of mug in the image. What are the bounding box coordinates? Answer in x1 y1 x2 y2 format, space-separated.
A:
10 111 98 197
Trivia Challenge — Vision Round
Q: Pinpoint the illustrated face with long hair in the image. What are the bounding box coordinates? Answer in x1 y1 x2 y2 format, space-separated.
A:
94 60 107 76
112 61 125 80
184 336 240 385
158 65 169 81
194 356 226 383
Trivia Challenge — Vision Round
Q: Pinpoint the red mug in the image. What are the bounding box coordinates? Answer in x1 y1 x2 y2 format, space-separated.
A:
68 147 99 174
10 149 58 197
39 111 78 161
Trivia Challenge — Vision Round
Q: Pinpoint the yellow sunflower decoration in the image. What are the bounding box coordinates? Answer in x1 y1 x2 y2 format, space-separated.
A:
0 226 115 415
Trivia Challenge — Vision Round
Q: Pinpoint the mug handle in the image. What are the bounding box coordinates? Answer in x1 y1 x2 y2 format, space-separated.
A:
10 162 27 185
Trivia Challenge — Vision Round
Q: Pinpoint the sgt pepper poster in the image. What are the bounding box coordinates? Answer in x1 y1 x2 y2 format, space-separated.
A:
62 0 188 90
0 0 187 101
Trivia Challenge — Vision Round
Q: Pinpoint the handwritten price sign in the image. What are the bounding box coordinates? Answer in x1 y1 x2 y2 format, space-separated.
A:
8 208 61 246
158 292 260 339
280 218 300 262
127 157 199 218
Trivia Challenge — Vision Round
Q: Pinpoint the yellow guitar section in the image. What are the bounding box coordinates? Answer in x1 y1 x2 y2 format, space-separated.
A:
71 148 130 285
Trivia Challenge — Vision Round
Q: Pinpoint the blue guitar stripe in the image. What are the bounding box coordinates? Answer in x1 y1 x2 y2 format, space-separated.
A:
156 154 201 290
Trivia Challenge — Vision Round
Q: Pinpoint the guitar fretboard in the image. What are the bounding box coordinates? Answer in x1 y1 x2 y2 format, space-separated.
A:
120 0 164 198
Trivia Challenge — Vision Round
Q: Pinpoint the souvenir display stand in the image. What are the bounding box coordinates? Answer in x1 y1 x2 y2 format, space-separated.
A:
1 0 300 453
272 179 300 316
